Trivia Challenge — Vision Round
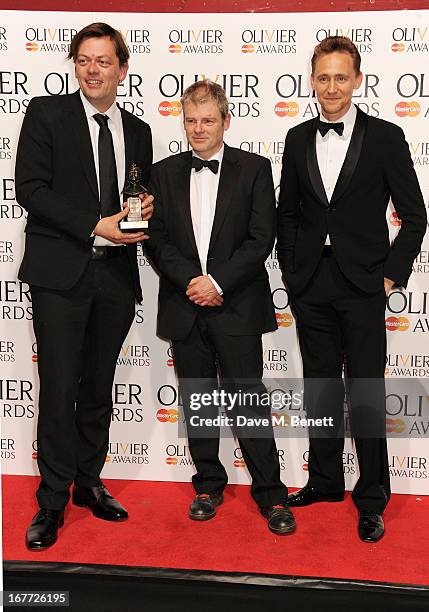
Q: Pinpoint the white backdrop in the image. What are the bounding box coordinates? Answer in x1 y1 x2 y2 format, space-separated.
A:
0 10 428 494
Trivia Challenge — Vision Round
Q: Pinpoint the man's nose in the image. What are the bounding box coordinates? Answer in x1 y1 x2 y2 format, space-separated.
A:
327 78 337 93
87 60 98 73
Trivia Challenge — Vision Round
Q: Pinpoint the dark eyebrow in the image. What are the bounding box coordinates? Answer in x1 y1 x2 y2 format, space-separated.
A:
77 54 111 60
316 72 348 78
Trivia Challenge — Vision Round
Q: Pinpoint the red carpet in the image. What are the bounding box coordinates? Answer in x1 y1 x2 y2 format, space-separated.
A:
3 475 429 586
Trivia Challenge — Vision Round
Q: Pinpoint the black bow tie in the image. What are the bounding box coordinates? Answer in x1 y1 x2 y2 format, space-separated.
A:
191 157 219 174
318 121 344 137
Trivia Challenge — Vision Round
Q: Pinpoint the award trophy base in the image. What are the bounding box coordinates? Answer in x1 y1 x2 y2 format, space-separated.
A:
119 219 148 233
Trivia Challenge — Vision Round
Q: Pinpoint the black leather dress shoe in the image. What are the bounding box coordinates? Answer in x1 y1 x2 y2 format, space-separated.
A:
261 505 296 535
72 484 128 521
358 511 384 542
188 493 224 521
26 509 64 551
287 484 344 507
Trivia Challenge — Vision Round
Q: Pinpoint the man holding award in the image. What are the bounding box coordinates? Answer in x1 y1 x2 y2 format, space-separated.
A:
15 22 153 549
146 80 295 535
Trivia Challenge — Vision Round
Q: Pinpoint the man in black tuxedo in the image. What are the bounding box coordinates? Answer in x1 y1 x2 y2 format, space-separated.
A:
146 80 295 534
277 36 426 541
15 23 153 549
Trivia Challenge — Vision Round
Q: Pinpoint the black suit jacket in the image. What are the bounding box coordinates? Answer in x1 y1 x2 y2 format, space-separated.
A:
277 107 427 295
15 90 153 302
146 144 277 340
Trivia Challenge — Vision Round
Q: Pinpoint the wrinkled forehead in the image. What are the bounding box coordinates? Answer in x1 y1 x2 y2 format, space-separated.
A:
183 97 222 119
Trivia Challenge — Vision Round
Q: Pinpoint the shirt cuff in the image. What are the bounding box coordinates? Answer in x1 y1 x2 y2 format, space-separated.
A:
208 274 223 296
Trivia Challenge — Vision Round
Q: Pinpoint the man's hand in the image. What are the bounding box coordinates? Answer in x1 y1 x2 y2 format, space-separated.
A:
93 206 148 244
140 193 154 221
186 275 223 307
384 277 395 297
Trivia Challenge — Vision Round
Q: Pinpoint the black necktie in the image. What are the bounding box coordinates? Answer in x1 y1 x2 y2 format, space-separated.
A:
191 157 219 174
93 113 121 217
317 121 344 137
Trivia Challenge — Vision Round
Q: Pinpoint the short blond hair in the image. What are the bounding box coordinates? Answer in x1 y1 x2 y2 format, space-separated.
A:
181 80 229 121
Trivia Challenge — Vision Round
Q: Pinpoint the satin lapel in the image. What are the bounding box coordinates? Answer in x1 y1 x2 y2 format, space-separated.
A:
331 108 368 204
67 91 98 200
306 118 329 208
209 144 238 250
175 152 199 256
121 107 134 194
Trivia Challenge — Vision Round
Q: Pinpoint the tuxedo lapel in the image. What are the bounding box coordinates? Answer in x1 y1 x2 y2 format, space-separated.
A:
331 108 367 204
121 108 135 193
306 118 330 208
209 144 239 250
174 151 199 256
67 91 98 200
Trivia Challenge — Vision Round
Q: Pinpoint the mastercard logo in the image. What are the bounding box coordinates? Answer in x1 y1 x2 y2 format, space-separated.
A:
167 358 174 367
166 457 178 465
391 43 405 52
25 42 38 51
157 408 179 423
390 211 402 227
158 100 182 117
395 101 421 117
276 312 294 327
32 451 38 460
241 44 255 53
169 44 182 53
274 101 299 117
233 458 246 468
302 463 308 471
385 316 410 332
32 354 38 363
386 418 405 433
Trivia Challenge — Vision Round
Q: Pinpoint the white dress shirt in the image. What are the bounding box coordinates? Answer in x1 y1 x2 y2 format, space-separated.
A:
316 103 357 245
190 145 223 294
80 90 125 246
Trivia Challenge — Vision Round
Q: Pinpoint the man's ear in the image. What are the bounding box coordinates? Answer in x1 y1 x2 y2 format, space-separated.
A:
119 62 129 83
354 71 363 91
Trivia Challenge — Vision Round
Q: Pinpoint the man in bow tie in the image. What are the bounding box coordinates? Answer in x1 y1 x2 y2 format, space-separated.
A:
146 80 295 534
15 23 153 550
277 36 426 542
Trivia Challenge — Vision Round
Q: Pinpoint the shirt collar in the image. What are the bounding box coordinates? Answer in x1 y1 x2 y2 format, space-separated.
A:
79 89 120 123
192 144 224 165
319 103 357 127
319 104 356 138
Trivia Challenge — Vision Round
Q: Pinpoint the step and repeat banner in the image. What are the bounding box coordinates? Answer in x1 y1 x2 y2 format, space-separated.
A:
1 10 428 494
